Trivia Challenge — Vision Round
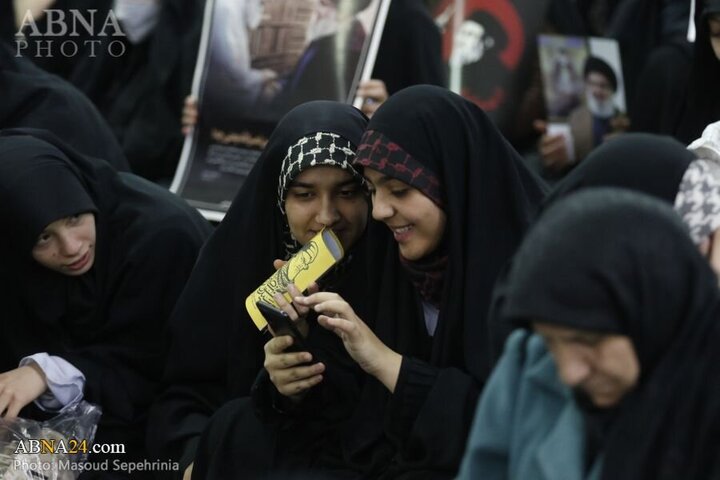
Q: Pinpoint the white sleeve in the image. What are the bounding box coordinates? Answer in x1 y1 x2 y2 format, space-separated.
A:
19 353 86 412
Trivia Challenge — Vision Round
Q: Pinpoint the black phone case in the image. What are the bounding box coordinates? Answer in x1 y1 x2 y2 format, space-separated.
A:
257 301 309 353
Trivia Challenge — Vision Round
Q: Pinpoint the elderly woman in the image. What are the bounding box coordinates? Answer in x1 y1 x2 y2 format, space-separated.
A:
459 188 720 480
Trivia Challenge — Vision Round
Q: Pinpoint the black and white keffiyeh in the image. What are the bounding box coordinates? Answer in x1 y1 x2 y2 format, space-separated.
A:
674 158 720 244
276 131 364 257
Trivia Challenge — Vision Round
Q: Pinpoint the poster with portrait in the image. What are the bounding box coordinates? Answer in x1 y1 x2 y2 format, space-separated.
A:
538 34 626 161
171 0 391 221
433 0 549 134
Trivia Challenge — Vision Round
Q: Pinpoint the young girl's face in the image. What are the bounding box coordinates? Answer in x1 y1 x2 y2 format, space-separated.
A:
709 15 720 61
32 213 96 276
364 168 446 261
284 166 368 249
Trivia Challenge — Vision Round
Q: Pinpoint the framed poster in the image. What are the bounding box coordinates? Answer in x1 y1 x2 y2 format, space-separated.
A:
171 0 390 221
433 0 549 133
538 34 626 162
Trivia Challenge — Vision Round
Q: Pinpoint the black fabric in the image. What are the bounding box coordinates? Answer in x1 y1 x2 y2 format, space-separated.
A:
85 0 203 181
545 0 620 36
372 0 446 94
0 129 211 471
14 0 114 80
147 101 370 473
488 133 697 363
332 85 547 478
629 41 693 136
502 188 720 480
0 2 15 43
676 0 720 143
21 0 204 181
608 0 692 108
547 132 696 206
0 43 130 171
398 248 448 309
706 0 720 15
574 390 620 475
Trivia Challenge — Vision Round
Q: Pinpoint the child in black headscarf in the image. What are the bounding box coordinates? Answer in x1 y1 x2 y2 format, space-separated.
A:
148 101 372 478
459 188 720 479
0 129 211 473
192 85 545 479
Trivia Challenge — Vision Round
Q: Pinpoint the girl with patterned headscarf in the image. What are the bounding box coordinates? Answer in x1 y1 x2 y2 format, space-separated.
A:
199 85 545 479
149 101 372 477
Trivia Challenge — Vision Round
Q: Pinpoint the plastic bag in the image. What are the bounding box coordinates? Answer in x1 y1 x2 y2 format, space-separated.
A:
0 401 102 480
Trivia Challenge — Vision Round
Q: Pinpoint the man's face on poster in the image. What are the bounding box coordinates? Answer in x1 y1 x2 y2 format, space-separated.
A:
452 20 488 65
585 71 616 118
246 0 265 30
308 0 340 40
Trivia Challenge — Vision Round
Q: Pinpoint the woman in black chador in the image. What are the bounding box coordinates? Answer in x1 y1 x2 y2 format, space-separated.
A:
148 101 374 479
0 129 211 475
191 85 546 479
460 188 720 479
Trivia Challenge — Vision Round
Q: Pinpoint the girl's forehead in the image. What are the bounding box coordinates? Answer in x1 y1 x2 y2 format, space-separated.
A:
292 165 355 184
363 168 404 185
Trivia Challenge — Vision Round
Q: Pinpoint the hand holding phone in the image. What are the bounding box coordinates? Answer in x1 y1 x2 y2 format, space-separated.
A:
257 301 325 398
256 301 309 353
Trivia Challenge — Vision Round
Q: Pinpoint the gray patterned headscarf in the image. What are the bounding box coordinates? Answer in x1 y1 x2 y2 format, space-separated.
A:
674 158 720 245
687 120 720 163
276 131 365 257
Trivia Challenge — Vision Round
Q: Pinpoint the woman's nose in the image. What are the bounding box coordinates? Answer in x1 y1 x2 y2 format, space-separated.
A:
58 233 82 256
555 349 591 387
371 194 393 221
316 198 341 227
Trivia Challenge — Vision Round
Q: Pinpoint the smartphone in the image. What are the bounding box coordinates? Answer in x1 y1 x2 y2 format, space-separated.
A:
256 301 309 353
